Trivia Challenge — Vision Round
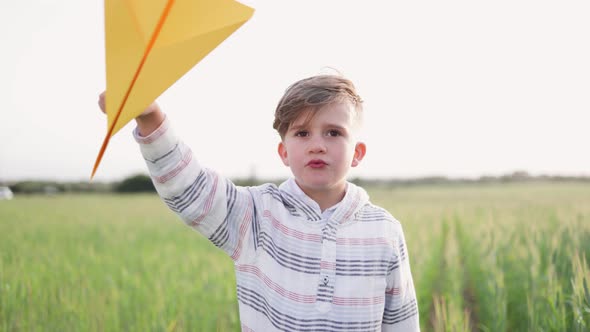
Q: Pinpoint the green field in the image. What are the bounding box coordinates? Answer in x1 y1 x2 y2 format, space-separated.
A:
1 182 589 331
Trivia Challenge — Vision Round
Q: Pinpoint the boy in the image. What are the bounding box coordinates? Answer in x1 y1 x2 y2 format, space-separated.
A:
98 74 419 331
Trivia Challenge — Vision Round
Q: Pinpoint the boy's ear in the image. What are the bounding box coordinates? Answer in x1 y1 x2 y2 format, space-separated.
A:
278 142 290 166
351 142 366 167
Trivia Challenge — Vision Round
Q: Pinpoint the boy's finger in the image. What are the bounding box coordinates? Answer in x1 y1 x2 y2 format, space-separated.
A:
98 93 106 114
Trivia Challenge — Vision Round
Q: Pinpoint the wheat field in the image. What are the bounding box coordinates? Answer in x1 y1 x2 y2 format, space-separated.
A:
1 182 589 331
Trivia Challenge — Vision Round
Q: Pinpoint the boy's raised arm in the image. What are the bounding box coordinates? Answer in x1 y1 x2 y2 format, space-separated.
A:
137 119 260 265
97 92 260 263
135 106 165 137
97 92 164 137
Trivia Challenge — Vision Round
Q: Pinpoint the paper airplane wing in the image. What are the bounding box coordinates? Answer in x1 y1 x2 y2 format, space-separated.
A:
92 0 254 178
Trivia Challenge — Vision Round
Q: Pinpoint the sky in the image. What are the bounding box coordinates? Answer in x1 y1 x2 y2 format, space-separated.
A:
1 0 589 183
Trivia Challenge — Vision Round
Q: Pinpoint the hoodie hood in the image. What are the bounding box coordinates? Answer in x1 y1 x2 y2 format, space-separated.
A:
278 178 370 225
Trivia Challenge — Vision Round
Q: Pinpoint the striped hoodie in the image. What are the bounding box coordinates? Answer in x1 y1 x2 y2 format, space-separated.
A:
134 118 420 331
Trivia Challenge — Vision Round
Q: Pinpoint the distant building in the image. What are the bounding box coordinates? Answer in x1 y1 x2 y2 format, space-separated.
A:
43 185 59 196
0 186 14 200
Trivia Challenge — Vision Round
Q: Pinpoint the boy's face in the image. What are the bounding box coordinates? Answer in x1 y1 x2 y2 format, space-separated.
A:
278 102 366 196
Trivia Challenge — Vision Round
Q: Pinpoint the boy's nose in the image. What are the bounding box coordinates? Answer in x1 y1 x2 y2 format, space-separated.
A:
308 137 326 153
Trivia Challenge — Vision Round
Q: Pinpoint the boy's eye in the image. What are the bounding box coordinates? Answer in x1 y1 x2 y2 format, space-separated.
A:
295 130 309 137
327 130 341 137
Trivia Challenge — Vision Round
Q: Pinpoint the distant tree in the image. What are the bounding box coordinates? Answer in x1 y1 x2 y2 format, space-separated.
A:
115 174 155 193
500 170 531 182
11 181 65 194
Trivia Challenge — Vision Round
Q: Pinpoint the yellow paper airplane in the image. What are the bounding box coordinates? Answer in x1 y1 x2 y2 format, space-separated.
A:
92 0 254 178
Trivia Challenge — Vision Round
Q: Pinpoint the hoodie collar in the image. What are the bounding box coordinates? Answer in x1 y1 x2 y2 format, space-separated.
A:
278 178 369 224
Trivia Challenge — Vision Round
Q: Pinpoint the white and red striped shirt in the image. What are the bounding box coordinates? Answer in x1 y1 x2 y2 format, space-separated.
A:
134 118 420 332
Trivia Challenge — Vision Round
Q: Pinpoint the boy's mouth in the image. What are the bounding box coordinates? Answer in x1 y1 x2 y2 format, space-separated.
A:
307 159 327 168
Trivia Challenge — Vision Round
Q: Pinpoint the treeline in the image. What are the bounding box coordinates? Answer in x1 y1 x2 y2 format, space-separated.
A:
350 171 590 188
2 171 589 194
4 174 155 194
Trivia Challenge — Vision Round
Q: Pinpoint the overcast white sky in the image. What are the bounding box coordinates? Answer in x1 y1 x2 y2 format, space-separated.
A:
1 0 589 182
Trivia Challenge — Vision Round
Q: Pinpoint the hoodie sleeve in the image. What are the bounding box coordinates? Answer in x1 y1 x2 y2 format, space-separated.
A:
382 222 420 331
133 117 259 264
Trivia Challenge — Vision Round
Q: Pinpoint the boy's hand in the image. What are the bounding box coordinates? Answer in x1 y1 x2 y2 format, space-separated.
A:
98 91 107 114
97 91 165 137
97 91 161 117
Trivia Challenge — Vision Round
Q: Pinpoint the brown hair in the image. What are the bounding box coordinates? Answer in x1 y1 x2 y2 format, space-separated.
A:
273 74 363 138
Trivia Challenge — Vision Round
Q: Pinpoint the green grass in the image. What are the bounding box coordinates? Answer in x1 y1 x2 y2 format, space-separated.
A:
370 182 590 331
0 194 239 331
1 182 589 331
